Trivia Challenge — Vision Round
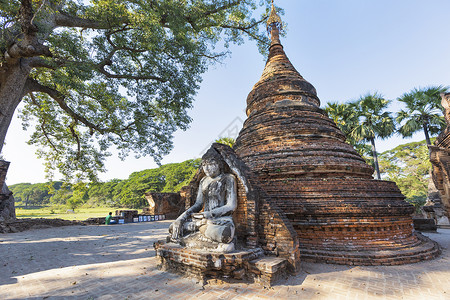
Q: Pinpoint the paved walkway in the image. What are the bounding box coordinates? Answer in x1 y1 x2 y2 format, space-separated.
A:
0 221 449 299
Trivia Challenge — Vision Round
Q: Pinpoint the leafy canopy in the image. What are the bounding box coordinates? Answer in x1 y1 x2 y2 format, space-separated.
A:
0 0 273 181
379 139 432 211
396 86 448 143
349 93 395 143
325 93 395 179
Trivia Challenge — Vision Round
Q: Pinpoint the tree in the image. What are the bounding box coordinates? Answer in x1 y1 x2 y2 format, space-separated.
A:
48 182 72 205
10 181 61 206
0 0 273 181
325 102 358 138
348 93 395 180
379 140 432 211
87 179 120 207
215 137 236 148
160 159 200 192
325 101 377 168
396 86 448 146
67 182 88 210
9 183 32 205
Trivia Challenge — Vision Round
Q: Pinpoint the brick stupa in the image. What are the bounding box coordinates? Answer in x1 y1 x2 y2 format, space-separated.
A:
234 5 440 265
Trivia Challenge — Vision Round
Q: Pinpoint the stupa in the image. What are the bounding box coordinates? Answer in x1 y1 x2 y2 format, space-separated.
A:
234 3 440 265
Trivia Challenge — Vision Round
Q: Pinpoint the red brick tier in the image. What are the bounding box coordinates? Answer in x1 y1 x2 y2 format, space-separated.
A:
234 28 440 265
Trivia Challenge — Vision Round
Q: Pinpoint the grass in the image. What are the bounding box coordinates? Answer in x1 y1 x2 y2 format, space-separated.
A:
15 207 121 221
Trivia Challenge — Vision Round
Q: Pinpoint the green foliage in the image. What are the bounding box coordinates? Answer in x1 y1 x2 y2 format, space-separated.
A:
379 139 433 210
110 158 200 208
325 101 369 158
1 0 274 181
49 183 73 205
349 93 395 143
215 137 236 148
160 159 201 192
10 158 200 209
9 182 57 206
87 179 121 207
325 102 358 140
325 94 395 177
396 86 448 145
67 182 89 211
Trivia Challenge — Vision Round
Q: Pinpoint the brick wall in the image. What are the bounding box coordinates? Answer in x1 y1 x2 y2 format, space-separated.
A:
430 93 450 218
144 193 184 219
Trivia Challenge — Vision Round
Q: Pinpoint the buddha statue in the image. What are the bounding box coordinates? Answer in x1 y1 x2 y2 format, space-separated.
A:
169 148 237 252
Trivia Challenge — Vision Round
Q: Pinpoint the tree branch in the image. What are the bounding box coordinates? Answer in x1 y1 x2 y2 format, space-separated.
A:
26 78 107 134
28 92 59 153
19 0 38 34
184 1 242 31
219 18 268 45
26 78 145 134
105 27 147 53
201 1 242 18
27 57 56 69
54 12 116 29
69 121 82 159
97 66 167 81
6 41 52 60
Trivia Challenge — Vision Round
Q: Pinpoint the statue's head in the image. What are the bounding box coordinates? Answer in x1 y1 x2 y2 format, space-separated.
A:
202 148 224 178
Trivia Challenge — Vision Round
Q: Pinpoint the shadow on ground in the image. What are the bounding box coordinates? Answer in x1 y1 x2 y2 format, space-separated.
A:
0 221 171 286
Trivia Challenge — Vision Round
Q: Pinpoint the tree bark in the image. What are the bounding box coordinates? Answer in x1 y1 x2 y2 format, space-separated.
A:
0 61 31 154
423 122 431 146
370 137 381 180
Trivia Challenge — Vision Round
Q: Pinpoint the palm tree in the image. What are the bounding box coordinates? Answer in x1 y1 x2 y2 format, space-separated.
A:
349 93 396 180
325 102 358 138
396 86 448 146
325 102 373 165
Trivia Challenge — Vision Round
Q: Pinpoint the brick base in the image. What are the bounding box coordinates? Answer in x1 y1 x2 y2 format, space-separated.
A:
300 232 441 265
154 241 290 286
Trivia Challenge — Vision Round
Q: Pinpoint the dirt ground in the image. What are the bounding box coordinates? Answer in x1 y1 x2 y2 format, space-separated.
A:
0 218 82 233
0 220 449 299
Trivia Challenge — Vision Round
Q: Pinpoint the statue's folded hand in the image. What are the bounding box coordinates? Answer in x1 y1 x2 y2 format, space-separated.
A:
192 213 204 219
193 211 213 220
170 220 183 240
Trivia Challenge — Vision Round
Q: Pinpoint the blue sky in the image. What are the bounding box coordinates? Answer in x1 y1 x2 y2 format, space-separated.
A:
4 0 450 184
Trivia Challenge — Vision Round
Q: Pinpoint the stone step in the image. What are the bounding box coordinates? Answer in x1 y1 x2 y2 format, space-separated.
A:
250 257 288 274
249 256 289 286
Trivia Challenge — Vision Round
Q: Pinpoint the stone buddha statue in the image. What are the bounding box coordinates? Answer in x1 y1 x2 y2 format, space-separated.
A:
169 148 237 252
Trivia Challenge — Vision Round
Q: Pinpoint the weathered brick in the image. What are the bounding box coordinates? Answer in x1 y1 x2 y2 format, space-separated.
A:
234 22 440 265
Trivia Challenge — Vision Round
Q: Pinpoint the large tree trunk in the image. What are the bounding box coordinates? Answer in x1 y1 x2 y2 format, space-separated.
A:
370 137 381 180
0 61 30 153
0 61 30 223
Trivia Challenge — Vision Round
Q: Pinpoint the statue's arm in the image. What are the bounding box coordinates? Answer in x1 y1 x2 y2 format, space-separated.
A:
176 179 204 222
170 179 205 240
205 174 237 218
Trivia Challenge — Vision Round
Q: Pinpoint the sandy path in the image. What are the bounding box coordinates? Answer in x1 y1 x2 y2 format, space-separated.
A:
0 221 449 299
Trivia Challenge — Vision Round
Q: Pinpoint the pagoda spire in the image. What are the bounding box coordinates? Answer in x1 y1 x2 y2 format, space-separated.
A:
267 0 282 46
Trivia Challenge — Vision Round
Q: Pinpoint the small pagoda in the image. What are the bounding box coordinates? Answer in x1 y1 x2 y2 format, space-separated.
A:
234 3 440 265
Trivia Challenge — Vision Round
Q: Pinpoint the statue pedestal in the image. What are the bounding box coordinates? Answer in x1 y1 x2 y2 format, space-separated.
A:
154 241 289 286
